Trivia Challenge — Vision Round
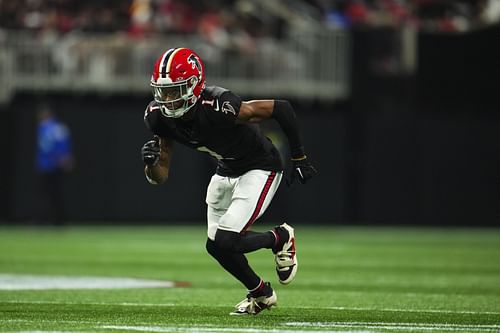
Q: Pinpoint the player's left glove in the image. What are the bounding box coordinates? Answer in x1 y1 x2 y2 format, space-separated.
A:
141 137 160 166
288 156 317 185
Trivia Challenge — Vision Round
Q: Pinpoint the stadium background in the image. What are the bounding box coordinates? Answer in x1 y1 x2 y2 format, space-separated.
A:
0 0 499 227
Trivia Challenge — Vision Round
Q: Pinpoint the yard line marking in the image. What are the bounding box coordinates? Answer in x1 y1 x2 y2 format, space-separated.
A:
310 306 500 316
3 300 500 316
286 322 500 331
1 319 98 325
1 300 176 307
4 321 499 333
0 274 177 290
4 320 369 333
9 331 85 333
101 325 373 333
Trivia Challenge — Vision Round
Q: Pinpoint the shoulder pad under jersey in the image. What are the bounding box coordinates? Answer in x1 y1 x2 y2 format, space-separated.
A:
200 86 242 125
143 101 162 133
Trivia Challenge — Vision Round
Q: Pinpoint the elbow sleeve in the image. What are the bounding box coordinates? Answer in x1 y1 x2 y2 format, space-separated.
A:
271 100 305 159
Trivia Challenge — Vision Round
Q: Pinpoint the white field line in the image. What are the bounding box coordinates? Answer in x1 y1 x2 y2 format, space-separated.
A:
101 324 500 333
102 325 374 333
0 274 175 290
310 306 500 316
286 322 500 331
1 300 176 307
6 331 85 333
1 319 98 324
2 321 500 333
1 321 374 333
2 300 500 316
5 326 361 333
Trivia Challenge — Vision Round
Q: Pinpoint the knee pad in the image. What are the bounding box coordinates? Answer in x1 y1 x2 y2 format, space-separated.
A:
214 229 241 252
206 238 219 258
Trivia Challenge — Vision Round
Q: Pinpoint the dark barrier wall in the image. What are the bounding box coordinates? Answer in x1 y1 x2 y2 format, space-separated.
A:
347 24 500 226
0 94 346 225
1 92 499 226
1 25 499 226
0 110 14 218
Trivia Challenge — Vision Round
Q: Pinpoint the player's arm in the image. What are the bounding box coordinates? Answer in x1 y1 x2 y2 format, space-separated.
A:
238 99 317 184
237 100 274 123
238 100 305 159
142 136 173 185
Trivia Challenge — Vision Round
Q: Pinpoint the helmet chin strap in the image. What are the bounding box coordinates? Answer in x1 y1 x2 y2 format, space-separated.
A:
160 105 185 118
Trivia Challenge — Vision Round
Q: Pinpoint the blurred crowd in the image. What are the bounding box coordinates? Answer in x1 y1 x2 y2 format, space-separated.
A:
323 0 500 32
0 0 297 42
1 0 499 41
0 0 498 86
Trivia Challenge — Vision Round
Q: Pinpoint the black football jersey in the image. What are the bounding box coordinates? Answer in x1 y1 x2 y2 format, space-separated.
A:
144 86 283 176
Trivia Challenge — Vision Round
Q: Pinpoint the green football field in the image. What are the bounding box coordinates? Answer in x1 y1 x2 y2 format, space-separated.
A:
1 225 499 333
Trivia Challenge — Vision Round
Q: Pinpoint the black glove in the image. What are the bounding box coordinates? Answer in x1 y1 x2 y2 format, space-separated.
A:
141 137 160 166
287 157 317 185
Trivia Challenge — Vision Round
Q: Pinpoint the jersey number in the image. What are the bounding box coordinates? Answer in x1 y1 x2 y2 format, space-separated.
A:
197 146 224 160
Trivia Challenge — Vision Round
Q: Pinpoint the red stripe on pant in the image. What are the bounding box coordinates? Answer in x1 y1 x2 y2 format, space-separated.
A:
241 171 277 233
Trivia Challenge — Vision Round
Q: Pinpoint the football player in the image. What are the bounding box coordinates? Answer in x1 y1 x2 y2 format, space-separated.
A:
141 47 316 315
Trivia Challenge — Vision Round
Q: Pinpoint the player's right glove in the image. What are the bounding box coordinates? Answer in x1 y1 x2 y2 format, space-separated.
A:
287 156 317 185
141 137 160 166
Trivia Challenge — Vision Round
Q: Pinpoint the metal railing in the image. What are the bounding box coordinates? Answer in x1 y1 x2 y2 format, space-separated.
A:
0 30 350 103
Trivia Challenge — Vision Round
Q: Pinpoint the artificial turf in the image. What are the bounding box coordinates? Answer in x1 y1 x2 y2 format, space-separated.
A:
0 225 499 332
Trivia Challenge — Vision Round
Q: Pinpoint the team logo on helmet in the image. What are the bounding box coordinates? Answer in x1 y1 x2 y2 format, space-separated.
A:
188 54 202 80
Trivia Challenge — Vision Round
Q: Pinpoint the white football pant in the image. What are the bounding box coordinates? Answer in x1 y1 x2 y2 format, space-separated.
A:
206 170 283 240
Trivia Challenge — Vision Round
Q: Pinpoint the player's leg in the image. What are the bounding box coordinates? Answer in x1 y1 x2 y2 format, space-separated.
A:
216 170 290 253
216 169 297 285
205 171 280 314
206 174 232 241
207 170 283 253
205 238 268 295
205 174 272 313
206 239 276 315
213 170 285 314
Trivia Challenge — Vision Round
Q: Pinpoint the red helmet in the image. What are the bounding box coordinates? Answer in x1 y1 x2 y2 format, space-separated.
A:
151 48 206 118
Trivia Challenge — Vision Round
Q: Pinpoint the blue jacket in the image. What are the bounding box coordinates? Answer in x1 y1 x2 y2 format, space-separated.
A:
36 117 72 172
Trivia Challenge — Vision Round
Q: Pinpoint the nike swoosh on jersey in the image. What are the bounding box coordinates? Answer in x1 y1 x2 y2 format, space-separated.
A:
296 167 304 179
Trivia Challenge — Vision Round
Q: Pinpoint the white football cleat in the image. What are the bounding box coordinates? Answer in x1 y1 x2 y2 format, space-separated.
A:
273 223 298 285
230 284 277 315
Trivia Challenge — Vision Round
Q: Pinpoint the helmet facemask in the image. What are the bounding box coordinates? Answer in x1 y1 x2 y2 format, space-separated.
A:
151 76 199 118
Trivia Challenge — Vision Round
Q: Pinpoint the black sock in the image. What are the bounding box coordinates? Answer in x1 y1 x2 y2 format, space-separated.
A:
248 280 273 297
237 231 275 253
215 229 275 254
206 239 261 290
